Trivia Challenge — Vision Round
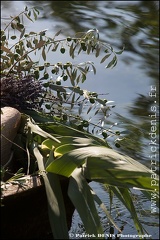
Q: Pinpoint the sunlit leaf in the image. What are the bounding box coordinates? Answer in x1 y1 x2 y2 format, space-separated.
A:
47 145 156 191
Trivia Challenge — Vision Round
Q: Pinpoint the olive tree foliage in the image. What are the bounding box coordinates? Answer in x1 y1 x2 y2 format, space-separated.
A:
1 6 124 144
1 7 158 240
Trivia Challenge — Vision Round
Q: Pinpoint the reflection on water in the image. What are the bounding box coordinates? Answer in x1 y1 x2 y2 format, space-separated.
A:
1 1 159 238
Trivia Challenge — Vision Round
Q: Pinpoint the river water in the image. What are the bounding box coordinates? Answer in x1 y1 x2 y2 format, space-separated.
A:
1 1 159 239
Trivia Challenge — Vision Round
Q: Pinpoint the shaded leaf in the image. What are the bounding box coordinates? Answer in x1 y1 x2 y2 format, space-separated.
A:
68 168 104 237
54 30 61 38
33 9 37 20
91 187 121 232
110 186 146 235
95 45 101 57
52 43 59 51
20 27 25 39
27 118 60 143
100 54 111 63
42 46 46 61
24 13 34 22
115 45 125 55
105 56 117 68
79 101 84 115
35 40 45 49
1 46 12 54
33 146 69 239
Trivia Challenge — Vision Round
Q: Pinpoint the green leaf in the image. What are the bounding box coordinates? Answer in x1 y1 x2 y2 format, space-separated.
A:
33 9 37 20
91 186 121 232
54 29 62 38
68 168 104 238
33 146 69 239
11 22 16 29
110 186 146 236
47 146 157 190
54 144 78 156
49 84 66 93
68 86 83 95
1 55 9 60
29 31 36 35
41 136 98 152
115 45 125 55
42 46 46 61
79 101 84 115
47 153 81 177
20 28 25 39
69 41 77 59
87 43 92 55
34 8 40 14
17 23 24 29
52 43 59 52
24 13 34 22
27 118 60 143
91 63 96 74
100 54 111 63
11 35 17 40
15 16 20 23
105 56 117 68
26 40 33 49
95 45 101 57
71 92 75 109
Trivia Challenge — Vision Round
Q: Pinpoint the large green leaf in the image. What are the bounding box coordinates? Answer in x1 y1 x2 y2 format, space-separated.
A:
41 136 100 151
39 122 110 147
46 146 158 191
68 168 104 238
33 145 69 239
27 118 60 143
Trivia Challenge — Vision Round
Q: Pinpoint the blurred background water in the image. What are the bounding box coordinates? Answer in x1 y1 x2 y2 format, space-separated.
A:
1 1 159 239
